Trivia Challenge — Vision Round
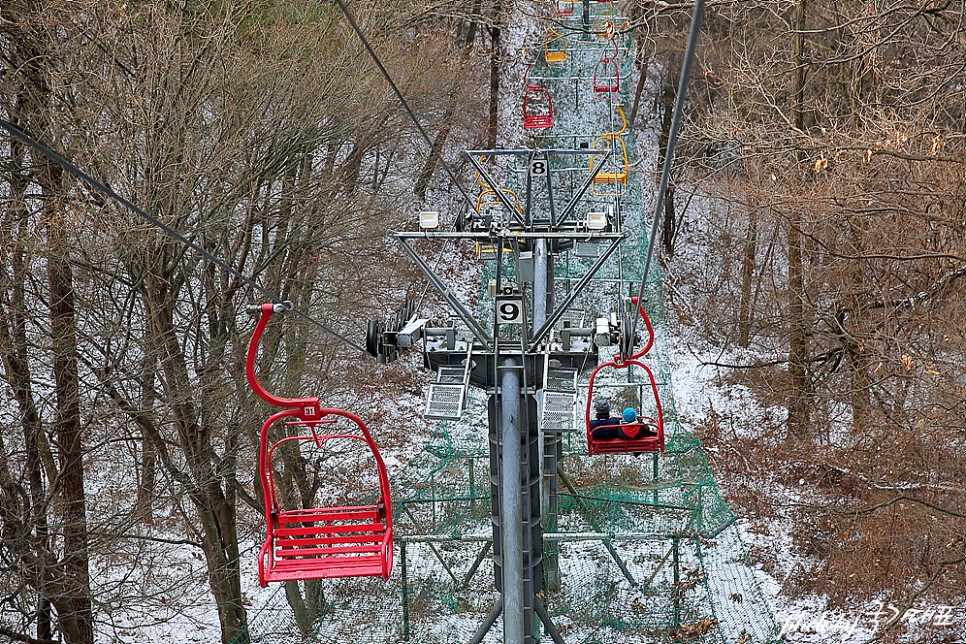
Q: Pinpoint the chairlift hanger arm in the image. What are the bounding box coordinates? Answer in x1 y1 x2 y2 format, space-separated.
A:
624 296 654 360
246 303 322 417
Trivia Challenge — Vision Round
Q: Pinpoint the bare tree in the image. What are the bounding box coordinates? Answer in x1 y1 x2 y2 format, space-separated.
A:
2 1 472 642
673 0 966 616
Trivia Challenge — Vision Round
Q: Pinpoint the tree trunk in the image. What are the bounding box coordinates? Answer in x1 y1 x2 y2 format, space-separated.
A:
657 73 677 256
787 0 810 440
487 24 501 150
136 352 159 521
45 179 95 644
0 133 56 642
628 1 652 128
738 206 758 347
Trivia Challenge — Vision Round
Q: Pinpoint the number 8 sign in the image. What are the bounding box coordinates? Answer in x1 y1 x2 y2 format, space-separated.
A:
496 298 524 324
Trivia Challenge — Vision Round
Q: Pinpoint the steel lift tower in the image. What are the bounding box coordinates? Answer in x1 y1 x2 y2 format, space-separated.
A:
368 149 641 644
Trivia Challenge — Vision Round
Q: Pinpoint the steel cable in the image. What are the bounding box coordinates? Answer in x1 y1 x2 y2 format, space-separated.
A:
629 0 705 350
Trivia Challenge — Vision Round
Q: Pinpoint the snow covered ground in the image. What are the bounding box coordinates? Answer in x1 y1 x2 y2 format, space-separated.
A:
667 317 966 644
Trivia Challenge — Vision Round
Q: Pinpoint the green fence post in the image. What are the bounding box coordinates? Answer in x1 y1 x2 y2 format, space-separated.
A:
672 536 681 631
401 541 410 641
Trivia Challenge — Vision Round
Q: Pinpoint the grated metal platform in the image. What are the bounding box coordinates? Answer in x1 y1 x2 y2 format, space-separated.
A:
424 383 467 420
540 390 579 432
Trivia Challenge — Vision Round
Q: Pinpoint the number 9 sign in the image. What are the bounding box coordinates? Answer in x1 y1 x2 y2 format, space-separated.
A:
496 298 524 324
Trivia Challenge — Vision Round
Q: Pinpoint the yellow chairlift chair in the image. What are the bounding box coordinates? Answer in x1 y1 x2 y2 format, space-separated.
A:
588 105 630 196
476 188 524 217
544 28 567 63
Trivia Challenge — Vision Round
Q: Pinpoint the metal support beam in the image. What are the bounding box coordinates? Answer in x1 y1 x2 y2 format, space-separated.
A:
396 231 625 240
400 542 410 641
500 359 525 644
528 237 624 350
642 543 675 592
462 542 492 588
466 148 601 157
396 237 492 350
535 598 567 644
468 598 504 644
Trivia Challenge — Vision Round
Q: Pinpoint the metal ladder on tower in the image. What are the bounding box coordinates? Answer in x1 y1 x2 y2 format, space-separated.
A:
538 352 581 435
424 341 474 420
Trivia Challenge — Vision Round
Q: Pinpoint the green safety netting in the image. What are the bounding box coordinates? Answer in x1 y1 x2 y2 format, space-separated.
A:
233 5 780 643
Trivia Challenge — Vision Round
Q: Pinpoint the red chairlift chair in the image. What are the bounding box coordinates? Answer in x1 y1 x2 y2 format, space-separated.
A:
585 298 665 455
593 57 619 94
593 39 620 95
246 303 393 586
522 64 554 130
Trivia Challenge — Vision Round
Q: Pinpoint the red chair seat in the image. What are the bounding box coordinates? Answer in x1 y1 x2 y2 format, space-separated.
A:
590 435 662 455
259 506 392 584
263 555 387 582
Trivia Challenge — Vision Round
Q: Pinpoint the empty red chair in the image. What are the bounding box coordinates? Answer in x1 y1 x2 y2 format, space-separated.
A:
523 85 554 129
246 303 393 586
522 63 554 129
593 57 620 94
593 38 620 95
256 410 393 585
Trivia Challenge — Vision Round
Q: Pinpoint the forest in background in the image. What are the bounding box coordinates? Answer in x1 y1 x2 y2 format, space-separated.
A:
1 1 963 643
666 1 966 631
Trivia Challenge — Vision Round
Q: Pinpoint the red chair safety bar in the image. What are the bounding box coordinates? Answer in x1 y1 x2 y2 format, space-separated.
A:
585 298 665 455
247 303 393 586
522 64 554 130
555 0 574 16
